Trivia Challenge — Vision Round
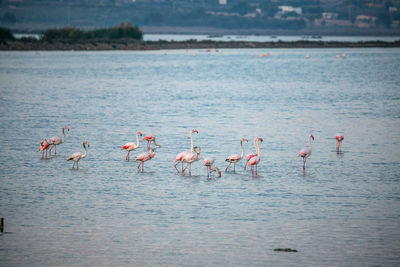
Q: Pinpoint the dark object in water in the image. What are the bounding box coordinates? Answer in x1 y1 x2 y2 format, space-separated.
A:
274 248 298 252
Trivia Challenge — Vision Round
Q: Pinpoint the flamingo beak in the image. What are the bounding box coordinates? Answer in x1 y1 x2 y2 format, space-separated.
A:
311 135 315 140
218 170 222 177
259 138 263 142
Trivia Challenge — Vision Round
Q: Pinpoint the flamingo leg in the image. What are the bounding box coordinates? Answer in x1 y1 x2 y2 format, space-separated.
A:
303 157 306 169
76 161 79 169
142 162 144 172
244 161 247 170
54 145 56 156
137 162 141 172
233 162 236 172
45 149 48 159
225 162 231 172
251 166 254 177
126 151 130 161
255 164 258 176
207 166 209 178
174 161 181 173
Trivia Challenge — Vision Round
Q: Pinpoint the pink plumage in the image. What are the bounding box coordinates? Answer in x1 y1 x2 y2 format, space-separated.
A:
135 149 155 172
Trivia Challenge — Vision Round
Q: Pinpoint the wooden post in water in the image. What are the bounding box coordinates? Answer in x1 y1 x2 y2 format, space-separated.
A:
0 218 3 232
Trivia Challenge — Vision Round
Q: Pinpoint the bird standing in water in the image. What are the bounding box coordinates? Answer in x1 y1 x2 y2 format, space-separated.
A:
67 141 89 169
298 134 314 169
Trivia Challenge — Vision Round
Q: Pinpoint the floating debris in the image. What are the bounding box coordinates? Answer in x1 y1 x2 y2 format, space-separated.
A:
274 248 298 252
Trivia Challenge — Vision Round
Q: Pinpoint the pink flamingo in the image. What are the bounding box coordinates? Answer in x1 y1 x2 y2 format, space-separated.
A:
298 134 315 169
142 134 161 150
244 152 257 170
67 141 89 169
225 138 248 172
49 126 69 155
173 129 198 173
203 157 221 178
182 146 201 176
247 137 263 177
39 138 50 159
135 148 156 172
121 131 142 161
335 133 344 152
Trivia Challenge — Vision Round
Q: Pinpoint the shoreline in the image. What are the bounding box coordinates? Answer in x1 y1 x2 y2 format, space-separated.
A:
1 40 399 51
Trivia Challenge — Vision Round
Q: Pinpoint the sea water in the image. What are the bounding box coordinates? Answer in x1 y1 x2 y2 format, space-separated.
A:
0 49 399 266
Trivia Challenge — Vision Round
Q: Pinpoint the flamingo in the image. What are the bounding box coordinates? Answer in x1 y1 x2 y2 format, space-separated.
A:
67 140 89 169
39 138 51 159
135 148 156 172
121 131 142 161
203 157 221 178
225 138 248 172
173 129 198 173
182 146 201 176
49 126 70 155
298 134 315 169
248 138 263 177
142 134 161 150
335 133 344 152
244 152 257 170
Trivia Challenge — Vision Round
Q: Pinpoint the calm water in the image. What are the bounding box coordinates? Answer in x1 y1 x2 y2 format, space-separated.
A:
0 49 399 266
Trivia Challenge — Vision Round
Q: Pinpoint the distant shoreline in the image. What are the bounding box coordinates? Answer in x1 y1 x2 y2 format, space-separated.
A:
1 40 399 51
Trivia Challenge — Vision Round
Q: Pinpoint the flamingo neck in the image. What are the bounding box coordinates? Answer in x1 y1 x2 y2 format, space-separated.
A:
308 135 313 153
62 128 66 143
136 132 140 147
190 131 194 152
256 140 261 157
82 144 87 158
240 141 245 159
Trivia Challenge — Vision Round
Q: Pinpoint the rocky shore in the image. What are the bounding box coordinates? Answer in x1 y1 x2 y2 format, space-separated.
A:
1 39 399 51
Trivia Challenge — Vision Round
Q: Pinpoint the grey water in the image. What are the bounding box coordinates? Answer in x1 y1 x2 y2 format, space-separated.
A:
0 48 399 266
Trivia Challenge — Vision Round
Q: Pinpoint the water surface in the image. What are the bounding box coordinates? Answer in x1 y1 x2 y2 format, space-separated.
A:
0 48 399 266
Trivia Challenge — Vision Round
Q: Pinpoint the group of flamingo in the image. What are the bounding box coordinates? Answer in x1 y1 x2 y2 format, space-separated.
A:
38 126 90 169
39 126 345 175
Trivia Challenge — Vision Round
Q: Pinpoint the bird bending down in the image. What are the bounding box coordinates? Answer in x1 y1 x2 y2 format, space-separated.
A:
203 157 221 178
135 148 156 172
50 126 70 156
225 138 248 172
142 134 161 150
182 146 201 176
335 133 344 152
67 141 89 169
39 138 51 159
247 138 263 177
298 134 314 169
173 129 198 173
121 131 142 161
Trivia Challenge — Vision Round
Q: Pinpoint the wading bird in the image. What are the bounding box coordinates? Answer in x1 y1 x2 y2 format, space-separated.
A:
135 148 156 172
225 138 248 172
248 138 263 177
298 134 314 169
121 131 142 161
182 146 201 176
39 138 51 159
142 134 161 150
67 141 89 169
203 157 221 178
335 133 344 152
173 129 198 173
49 126 69 155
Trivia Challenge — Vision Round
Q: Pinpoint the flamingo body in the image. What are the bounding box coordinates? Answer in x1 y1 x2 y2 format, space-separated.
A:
135 149 155 172
335 133 344 152
247 138 263 176
182 146 201 176
67 141 89 169
121 131 142 161
298 134 314 169
49 126 69 155
39 139 51 159
225 138 248 172
174 129 198 173
143 134 161 150
244 152 257 170
203 157 221 178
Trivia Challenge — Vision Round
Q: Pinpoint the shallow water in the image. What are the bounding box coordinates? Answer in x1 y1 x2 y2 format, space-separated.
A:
0 48 399 266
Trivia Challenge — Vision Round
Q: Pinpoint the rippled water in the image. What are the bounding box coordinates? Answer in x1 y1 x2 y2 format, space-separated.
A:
0 49 399 266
